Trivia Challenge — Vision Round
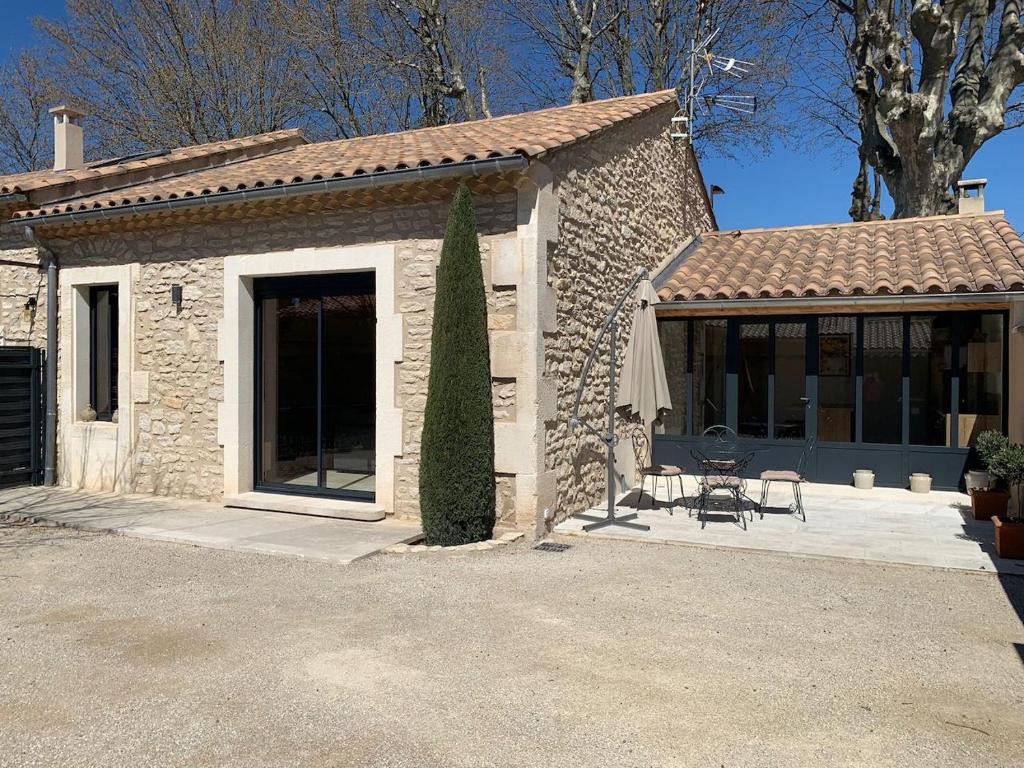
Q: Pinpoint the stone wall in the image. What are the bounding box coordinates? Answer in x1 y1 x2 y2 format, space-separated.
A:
0 229 46 349
543 107 714 522
46 193 519 508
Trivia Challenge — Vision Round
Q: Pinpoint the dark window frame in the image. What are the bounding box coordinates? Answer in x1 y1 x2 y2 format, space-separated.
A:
88 285 119 422
655 308 1009 447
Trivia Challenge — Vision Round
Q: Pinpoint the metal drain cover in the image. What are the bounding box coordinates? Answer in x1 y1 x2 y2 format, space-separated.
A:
534 541 571 553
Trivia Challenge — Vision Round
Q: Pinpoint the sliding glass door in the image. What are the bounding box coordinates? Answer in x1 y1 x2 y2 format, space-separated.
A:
255 273 376 500
654 310 1008 490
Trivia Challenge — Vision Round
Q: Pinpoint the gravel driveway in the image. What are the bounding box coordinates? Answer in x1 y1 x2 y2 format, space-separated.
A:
1 521 1022 767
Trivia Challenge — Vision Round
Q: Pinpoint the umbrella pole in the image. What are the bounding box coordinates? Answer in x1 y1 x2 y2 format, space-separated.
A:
581 318 650 532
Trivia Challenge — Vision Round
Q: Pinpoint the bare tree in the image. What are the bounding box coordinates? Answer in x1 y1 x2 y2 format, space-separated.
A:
512 0 625 104
0 53 54 173
36 0 304 156
593 0 791 155
274 0 411 139
347 0 508 127
794 0 1024 219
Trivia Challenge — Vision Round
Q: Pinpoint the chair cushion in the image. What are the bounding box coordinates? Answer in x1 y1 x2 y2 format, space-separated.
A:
642 464 683 476
760 470 802 482
704 475 742 488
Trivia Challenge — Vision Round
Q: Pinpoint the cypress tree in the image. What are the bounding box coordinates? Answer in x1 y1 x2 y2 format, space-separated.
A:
419 185 495 545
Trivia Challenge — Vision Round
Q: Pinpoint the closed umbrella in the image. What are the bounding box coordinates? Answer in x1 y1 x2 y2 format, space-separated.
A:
619 279 672 425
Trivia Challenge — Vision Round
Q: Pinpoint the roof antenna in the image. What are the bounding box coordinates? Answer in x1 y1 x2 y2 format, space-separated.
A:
672 9 759 144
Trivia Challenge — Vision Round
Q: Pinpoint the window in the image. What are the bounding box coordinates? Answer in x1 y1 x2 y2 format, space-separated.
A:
909 315 952 446
958 313 1004 447
693 319 727 433
657 319 687 435
862 316 903 443
737 322 769 438
774 321 807 439
818 317 855 442
89 285 118 421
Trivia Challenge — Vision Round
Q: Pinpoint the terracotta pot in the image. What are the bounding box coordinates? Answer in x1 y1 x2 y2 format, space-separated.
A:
992 516 1024 559
970 488 1009 521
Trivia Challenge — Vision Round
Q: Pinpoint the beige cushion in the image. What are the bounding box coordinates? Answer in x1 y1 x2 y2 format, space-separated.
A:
760 470 802 482
704 475 743 488
641 464 683 476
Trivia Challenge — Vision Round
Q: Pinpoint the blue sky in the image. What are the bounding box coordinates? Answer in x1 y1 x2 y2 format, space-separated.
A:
2 0 1021 229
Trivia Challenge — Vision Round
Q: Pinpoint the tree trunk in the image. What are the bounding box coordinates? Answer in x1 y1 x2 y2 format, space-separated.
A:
841 0 1024 219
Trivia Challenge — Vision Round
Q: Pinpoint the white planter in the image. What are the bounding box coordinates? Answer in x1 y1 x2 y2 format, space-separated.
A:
853 470 875 490
910 473 932 494
964 470 994 491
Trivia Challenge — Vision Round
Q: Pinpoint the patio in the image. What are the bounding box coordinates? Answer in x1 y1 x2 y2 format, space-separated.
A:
556 478 1024 574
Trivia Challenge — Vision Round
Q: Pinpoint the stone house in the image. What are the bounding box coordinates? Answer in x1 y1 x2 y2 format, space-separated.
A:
0 92 714 532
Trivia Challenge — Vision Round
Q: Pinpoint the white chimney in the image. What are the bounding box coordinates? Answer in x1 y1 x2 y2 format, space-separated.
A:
957 178 987 215
49 105 86 171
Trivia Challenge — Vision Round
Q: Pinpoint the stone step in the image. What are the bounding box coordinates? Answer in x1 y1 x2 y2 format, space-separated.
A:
224 492 386 522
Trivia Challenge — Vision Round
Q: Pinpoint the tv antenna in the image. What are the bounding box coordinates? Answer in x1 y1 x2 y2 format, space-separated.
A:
671 26 758 143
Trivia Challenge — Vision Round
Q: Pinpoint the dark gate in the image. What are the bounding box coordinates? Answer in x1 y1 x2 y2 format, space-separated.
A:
0 346 44 489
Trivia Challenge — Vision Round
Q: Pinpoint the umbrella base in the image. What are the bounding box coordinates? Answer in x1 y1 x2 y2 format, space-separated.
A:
576 511 650 532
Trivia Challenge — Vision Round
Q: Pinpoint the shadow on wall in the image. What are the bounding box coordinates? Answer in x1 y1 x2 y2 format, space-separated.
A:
61 422 215 500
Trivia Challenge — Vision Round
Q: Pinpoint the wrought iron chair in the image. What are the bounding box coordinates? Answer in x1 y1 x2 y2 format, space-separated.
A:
758 436 815 521
632 428 685 513
691 447 749 530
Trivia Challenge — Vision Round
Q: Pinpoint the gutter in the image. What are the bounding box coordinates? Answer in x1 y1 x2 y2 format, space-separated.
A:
23 226 58 486
656 291 1024 313
11 155 530 228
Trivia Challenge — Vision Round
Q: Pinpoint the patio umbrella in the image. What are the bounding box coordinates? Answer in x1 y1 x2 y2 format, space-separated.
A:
618 279 672 426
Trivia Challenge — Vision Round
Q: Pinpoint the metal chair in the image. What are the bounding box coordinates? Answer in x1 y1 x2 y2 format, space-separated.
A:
691 447 748 530
632 428 685 513
758 437 815 521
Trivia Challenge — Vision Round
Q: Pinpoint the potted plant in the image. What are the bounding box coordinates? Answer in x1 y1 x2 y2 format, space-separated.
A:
988 442 1024 559
969 430 1010 521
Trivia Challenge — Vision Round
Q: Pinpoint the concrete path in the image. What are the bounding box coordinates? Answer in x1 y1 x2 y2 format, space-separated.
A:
557 478 1024 574
0 486 422 564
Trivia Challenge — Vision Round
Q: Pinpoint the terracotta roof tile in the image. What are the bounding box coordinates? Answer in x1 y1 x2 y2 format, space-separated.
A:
0 129 305 197
13 90 678 220
657 213 1024 301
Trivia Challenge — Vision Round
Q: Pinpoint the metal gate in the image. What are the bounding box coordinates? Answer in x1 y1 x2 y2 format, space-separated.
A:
0 346 44 489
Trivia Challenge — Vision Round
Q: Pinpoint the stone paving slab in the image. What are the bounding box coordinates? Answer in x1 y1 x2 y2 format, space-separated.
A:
556 477 1024 574
0 486 422 564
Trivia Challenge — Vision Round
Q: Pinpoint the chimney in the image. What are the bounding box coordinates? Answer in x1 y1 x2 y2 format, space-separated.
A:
49 105 86 171
957 178 987 215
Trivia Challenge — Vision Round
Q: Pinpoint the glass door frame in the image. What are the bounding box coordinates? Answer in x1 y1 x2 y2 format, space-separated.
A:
252 272 376 502
653 309 1009 490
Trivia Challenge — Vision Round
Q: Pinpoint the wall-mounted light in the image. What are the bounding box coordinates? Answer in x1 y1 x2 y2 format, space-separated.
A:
170 284 183 313
24 296 37 312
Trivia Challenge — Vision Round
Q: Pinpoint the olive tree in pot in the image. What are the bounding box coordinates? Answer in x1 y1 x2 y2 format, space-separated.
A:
969 430 1010 521
988 442 1024 559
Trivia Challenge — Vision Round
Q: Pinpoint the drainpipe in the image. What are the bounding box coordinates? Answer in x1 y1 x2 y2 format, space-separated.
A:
24 225 58 486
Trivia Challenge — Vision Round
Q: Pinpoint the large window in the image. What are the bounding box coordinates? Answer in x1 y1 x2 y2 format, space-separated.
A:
657 319 687 435
654 310 1006 449
774 321 807 439
693 319 727 433
958 313 1003 447
909 315 952 446
738 322 769 438
818 317 855 442
89 285 119 422
862 316 903 444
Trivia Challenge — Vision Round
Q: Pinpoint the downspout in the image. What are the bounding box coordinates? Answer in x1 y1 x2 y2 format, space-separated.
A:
24 225 57 486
